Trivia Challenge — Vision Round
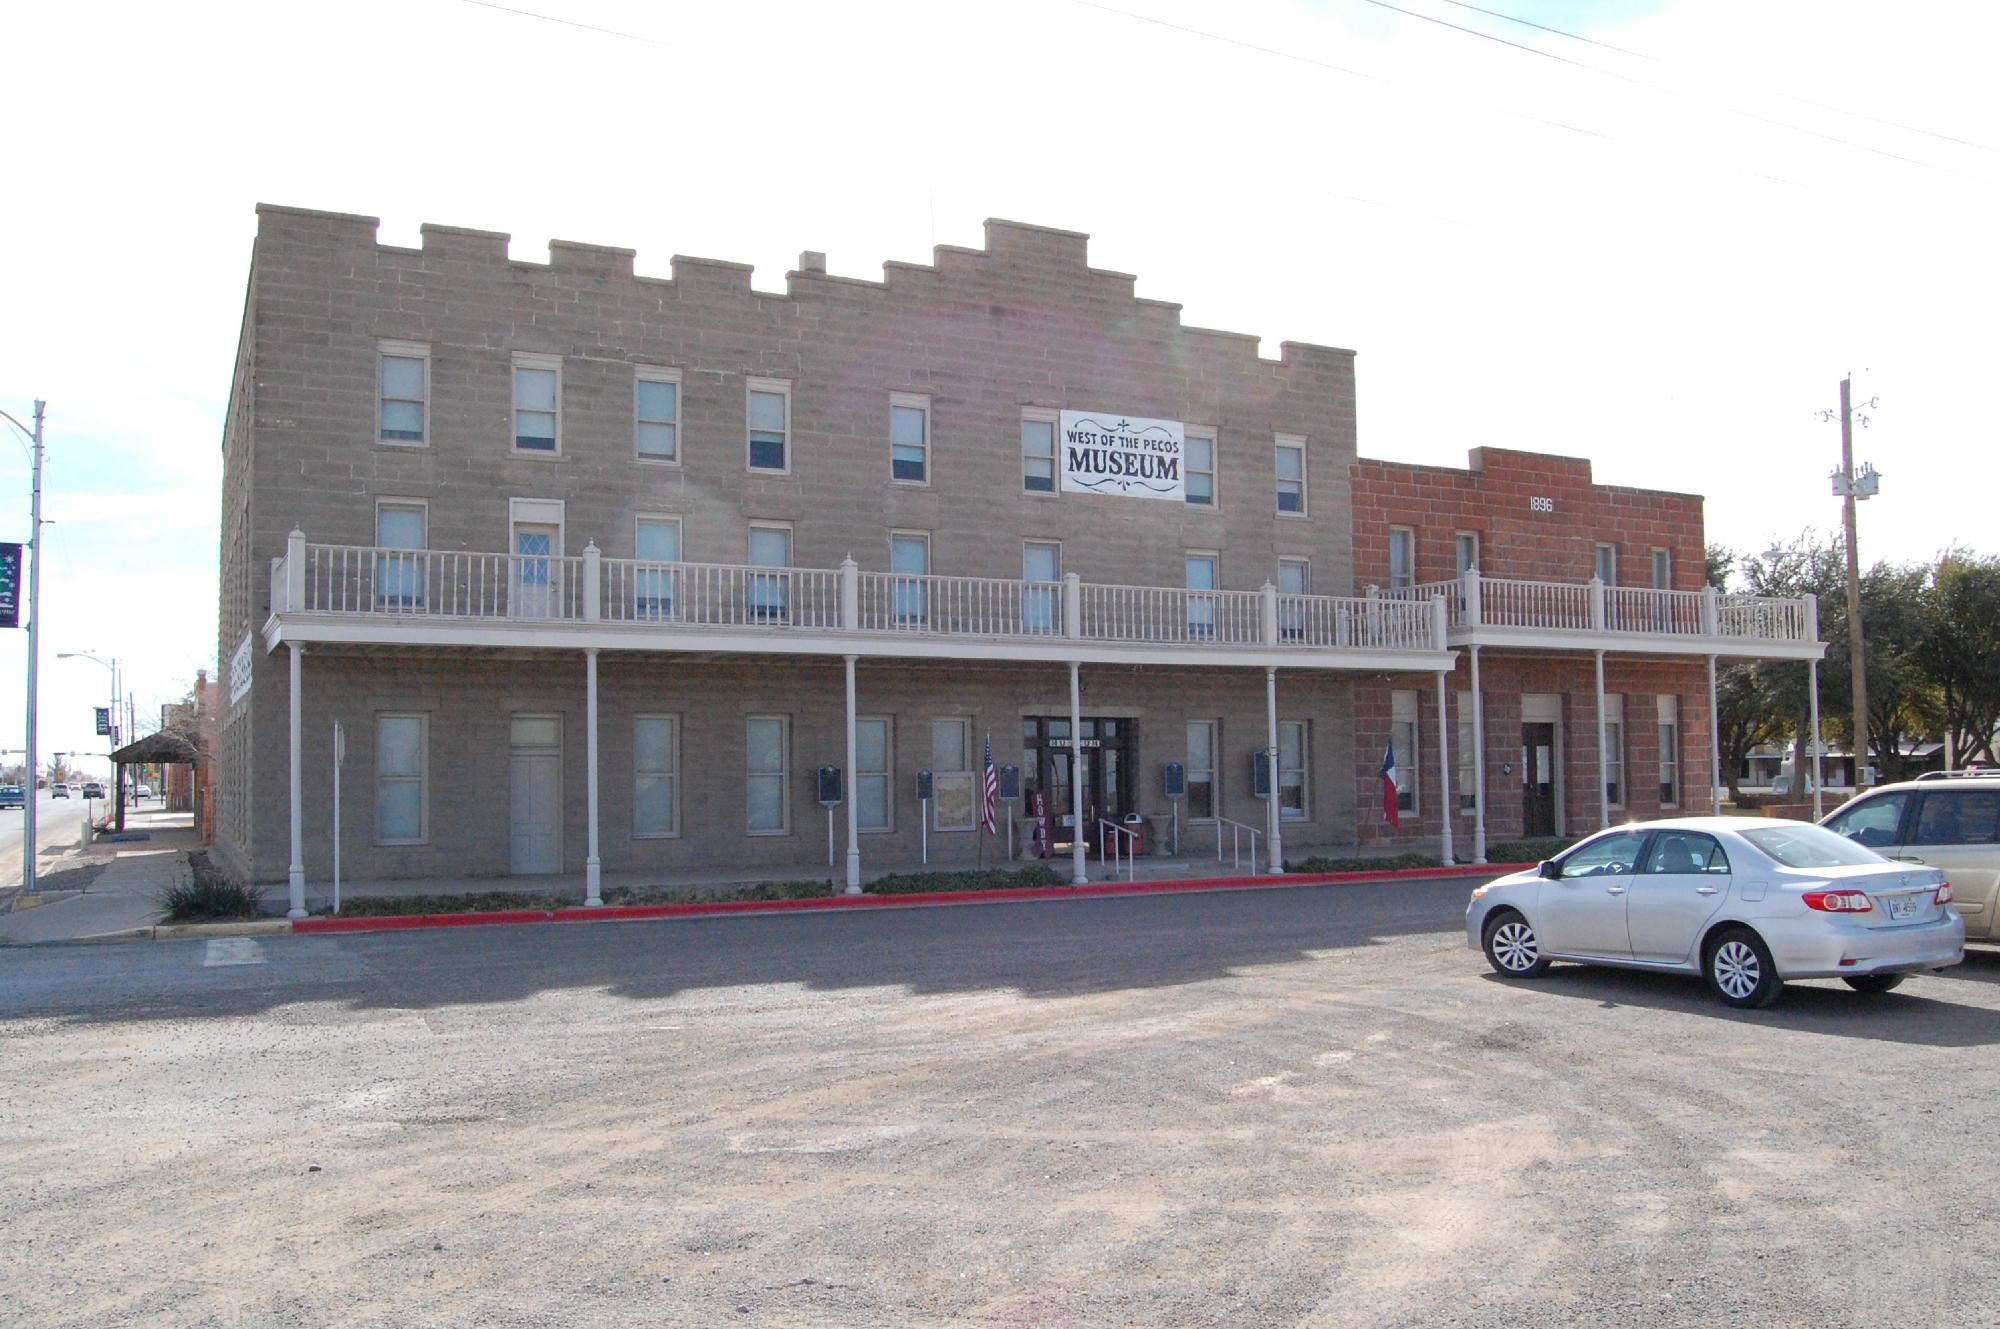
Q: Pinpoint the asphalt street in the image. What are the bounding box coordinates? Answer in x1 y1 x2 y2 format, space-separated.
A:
0 791 94 890
2 877 1996 1328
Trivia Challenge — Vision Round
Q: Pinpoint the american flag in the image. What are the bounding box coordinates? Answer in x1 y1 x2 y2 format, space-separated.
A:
980 733 998 834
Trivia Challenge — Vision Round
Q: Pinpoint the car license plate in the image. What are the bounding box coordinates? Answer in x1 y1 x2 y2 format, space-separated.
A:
1886 895 1920 921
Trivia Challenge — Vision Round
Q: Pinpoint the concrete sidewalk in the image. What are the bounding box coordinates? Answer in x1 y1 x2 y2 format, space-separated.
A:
287 840 1438 915
0 811 196 945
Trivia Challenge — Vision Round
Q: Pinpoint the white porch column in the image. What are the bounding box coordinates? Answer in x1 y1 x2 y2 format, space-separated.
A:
1069 660 1087 886
1435 671 1455 865
1809 658 1824 820
1707 654 1723 813
1470 645 1487 864
844 654 862 894
1594 649 1610 830
584 647 602 906
286 641 307 919
1265 667 1283 873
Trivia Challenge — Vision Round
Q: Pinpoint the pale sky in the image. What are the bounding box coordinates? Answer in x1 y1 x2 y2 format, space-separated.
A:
2 0 1994 774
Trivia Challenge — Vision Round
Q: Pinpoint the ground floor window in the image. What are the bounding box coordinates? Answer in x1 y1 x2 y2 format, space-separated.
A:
1186 720 1216 821
746 715 789 834
1456 690 1476 815
1279 720 1308 819
1604 694 1626 808
1391 691 1418 816
932 718 974 830
1658 695 1680 807
633 715 678 837
856 717 891 831
376 713 427 844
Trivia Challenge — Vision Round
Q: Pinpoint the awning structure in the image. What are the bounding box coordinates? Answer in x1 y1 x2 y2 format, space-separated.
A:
109 728 200 831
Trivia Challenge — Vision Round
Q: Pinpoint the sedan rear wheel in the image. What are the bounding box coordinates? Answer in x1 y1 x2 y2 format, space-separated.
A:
1482 910 1549 979
1842 973 1906 994
1706 927 1781 1009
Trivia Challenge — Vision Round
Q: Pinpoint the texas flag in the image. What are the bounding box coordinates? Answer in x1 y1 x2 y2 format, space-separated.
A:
1381 741 1401 828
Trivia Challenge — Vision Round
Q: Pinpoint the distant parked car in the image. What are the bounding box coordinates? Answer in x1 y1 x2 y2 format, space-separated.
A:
134 783 153 800
1468 816 1963 1008
81 782 105 800
0 786 22 809
50 782 70 799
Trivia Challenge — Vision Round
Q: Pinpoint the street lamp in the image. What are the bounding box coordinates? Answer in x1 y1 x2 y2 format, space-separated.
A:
58 651 120 747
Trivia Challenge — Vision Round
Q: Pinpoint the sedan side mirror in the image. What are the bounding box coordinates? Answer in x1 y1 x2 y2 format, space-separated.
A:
1538 859 1559 880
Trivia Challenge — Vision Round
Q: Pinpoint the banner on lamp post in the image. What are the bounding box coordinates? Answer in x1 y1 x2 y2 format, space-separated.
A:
0 542 20 629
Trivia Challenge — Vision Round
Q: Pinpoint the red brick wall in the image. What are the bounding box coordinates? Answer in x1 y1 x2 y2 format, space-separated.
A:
1349 447 1706 592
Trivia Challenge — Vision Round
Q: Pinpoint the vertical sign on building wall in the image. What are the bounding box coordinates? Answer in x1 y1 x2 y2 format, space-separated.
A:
229 632 254 707
0 542 20 628
1058 412 1186 501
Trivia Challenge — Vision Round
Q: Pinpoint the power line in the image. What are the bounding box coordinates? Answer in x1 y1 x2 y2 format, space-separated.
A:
454 0 668 46
1355 0 1994 182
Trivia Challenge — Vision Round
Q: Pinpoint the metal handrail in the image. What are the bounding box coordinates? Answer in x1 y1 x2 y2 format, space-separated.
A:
1213 815 1261 875
1097 818 1139 882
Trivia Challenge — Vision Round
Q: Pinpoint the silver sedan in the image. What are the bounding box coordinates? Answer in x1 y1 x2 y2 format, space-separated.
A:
1466 817 1964 1008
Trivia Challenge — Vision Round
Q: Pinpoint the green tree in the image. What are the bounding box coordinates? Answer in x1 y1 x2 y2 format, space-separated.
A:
1915 552 2000 765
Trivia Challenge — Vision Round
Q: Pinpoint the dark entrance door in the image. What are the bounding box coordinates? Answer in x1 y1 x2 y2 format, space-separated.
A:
1024 717 1134 851
1522 722 1557 837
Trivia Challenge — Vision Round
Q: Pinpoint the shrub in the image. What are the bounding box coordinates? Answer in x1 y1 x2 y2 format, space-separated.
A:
160 852 264 921
1480 837 1582 864
334 890 558 917
867 864 1065 895
1285 852 1442 874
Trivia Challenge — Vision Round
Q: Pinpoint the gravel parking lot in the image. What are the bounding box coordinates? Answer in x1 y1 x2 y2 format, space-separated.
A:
3 879 1996 1328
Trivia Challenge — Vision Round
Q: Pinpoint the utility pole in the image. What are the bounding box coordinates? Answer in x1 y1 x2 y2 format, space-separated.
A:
23 400 43 893
1822 377 1878 791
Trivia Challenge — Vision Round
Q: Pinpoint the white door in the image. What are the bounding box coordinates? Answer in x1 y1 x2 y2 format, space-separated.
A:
510 715 561 874
512 522 560 619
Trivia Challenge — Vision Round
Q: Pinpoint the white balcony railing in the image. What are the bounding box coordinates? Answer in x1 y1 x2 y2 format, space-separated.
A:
264 538 1817 654
266 537 1449 656
1383 569 1815 646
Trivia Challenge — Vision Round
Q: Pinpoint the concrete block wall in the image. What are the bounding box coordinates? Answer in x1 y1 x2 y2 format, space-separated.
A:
252 651 1360 885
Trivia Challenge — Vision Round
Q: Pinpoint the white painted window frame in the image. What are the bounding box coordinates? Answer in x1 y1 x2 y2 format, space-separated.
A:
1185 426 1218 508
634 365 683 465
511 351 562 456
374 712 429 846
856 715 894 834
1278 718 1310 820
1658 695 1681 809
745 714 791 835
377 339 430 447
890 390 931 487
746 376 792 474
1275 434 1308 517
1389 526 1417 591
1391 690 1420 817
632 713 681 839
1604 693 1627 809
1186 719 1218 824
1021 407 1058 496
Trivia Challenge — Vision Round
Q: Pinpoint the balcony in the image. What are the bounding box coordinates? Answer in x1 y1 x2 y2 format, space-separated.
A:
264 534 1453 672
1380 569 1822 660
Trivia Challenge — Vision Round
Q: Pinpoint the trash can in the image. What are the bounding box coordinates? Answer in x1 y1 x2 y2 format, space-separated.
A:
1121 812 1147 857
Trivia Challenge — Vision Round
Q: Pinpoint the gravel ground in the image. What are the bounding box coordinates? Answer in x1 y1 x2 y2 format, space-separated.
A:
2 879 1996 1328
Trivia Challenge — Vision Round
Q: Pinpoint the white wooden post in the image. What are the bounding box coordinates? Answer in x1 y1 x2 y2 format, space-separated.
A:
1435 671 1454 864
286 642 307 919
1069 660 1087 885
286 529 306 613
1063 573 1083 639
844 653 862 893
1462 565 1482 628
1470 644 1487 864
1261 581 1279 646
1265 667 1283 873
1700 584 1720 637
840 556 859 631
583 543 601 622
1707 653 1723 813
1588 576 1606 632
584 647 602 906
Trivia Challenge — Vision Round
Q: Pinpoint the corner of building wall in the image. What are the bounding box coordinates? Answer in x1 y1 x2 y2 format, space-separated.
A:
255 202 381 250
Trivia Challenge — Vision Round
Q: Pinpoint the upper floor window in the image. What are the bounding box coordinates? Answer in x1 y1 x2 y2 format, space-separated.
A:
891 531 930 625
1185 429 1216 506
1389 527 1416 591
512 353 561 453
1456 532 1480 577
1186 552 1218 638
1278 558 1307 640
747 378 790 472
1023 541 1060 633
635 368 680 463
1275 436 1307 515
1651 548 1672 589
748 523 792 621
1594 542 1617 585
891 393 929 484
378 341 428 445
1022 411 1057 493
634 516 682 619
374 500 427 610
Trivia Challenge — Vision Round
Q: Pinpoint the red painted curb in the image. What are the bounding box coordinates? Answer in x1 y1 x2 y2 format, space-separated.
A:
290 862 1531 936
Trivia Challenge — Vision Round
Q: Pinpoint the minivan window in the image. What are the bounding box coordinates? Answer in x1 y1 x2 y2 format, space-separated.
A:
1914 790 2000 846
1823 791 1910 849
